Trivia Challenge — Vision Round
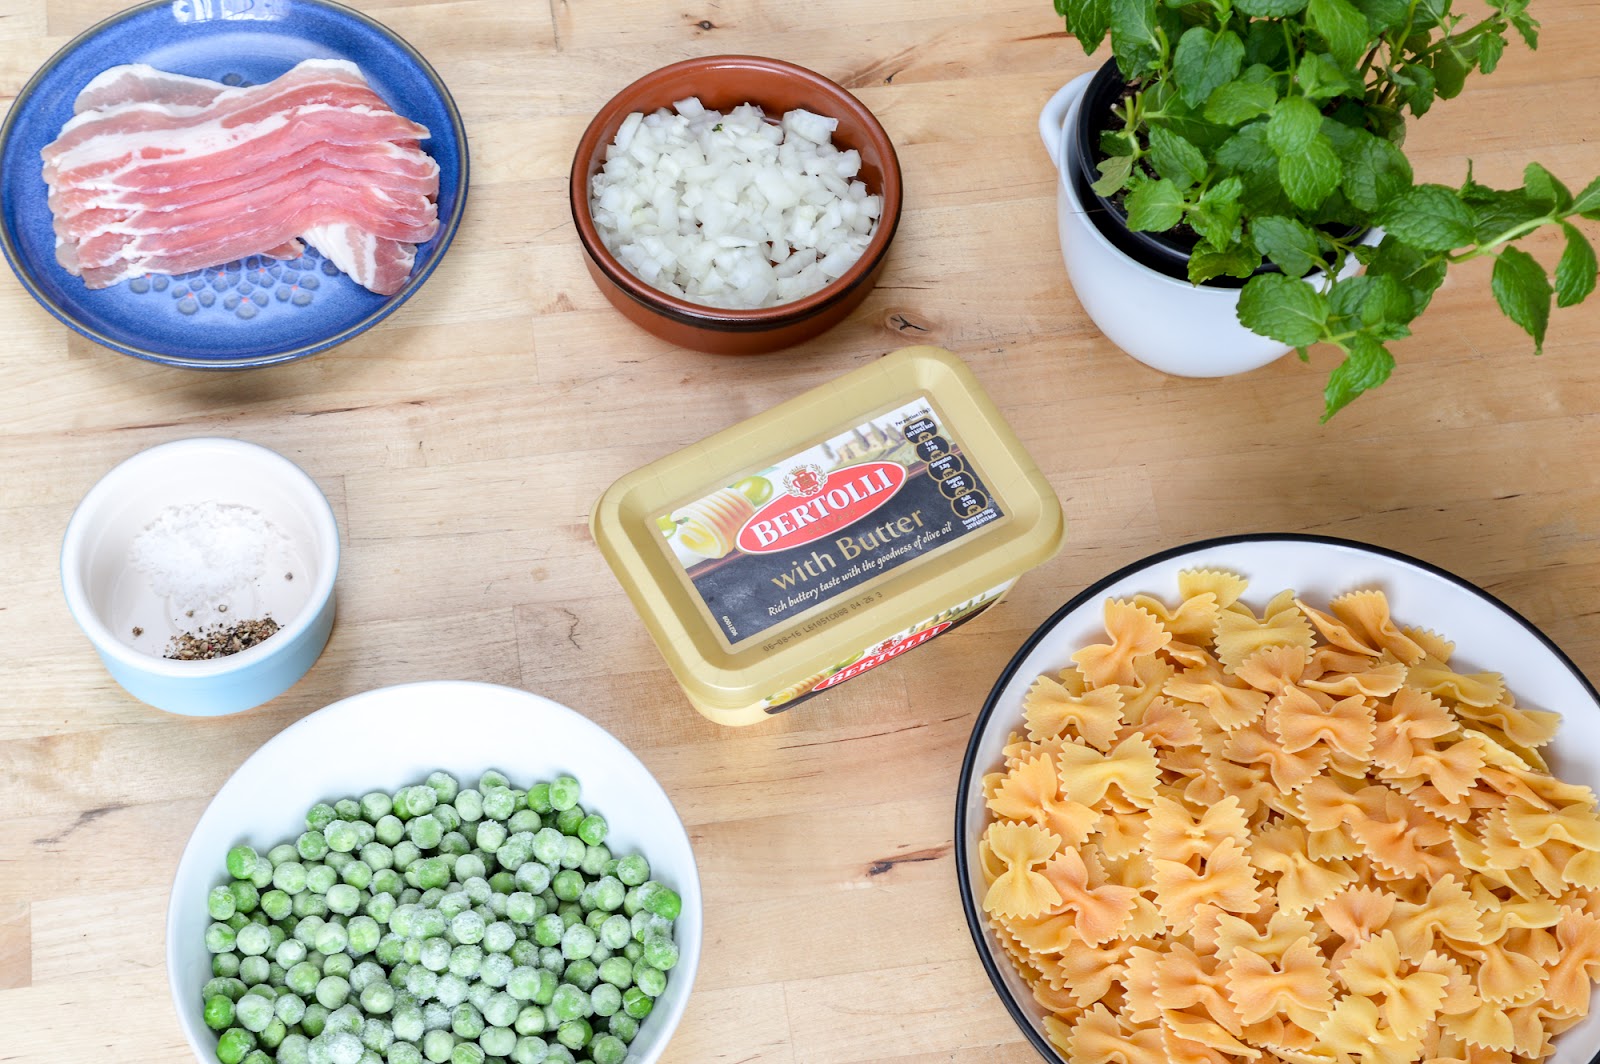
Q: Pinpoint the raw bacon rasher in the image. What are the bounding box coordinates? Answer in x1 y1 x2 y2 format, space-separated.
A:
41 59 439 296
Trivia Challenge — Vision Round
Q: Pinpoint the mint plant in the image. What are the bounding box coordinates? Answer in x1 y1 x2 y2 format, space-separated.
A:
1054 0 1600 418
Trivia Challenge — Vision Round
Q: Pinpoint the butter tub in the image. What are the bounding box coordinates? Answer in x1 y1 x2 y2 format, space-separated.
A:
591 346 1064 726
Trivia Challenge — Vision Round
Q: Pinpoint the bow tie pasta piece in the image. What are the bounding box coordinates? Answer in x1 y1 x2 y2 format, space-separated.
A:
976 577 1600 1064
1071 600 1172 688
1024 674 1126 749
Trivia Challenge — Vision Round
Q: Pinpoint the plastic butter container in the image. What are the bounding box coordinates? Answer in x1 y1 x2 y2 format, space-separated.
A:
590 346 1065 726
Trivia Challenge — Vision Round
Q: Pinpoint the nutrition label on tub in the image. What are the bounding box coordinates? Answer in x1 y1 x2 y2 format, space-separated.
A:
653 396 1006 647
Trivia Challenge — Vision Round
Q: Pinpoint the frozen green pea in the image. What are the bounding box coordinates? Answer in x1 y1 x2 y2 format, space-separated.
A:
622 985 654 1018
305 863 338 895
406 964 440 1001
314 921 348 956
323 953 354 979
576 815 607 847
547 777 579 812
325 820 360 853
478 769 511 792
235 991 275 1032
451 910 486 945
348 915 381 955
482 789 516 822
400 785 439 819
489 872 516 895
559 923 595 961
434 971 469 1009
415 908 448 939
483 921 516 954
554 808 584 838
432 804 461 833
548 984 587 1023
461 877 491 905
275 992 307 1026
259 1018 287 1050
643 934 678 971
484 990 520 1028
614 854 648 888
275 938 307 968
301 1002 329 1037
529 829 563 865
514 1006 548 1036
204 994 236 1030
506 892 539 924
341 860 374 891
393 1004 426 1042
249 860 275 890
451 1001 485 1039
261 888 293 921
450 1043 485 1064
236 922 272 957
598 915 631 953
438 832 470 857
229 880 260 914
409 856 451 890
525 784 552 816
209 884 238 921
213 952 242 978
449 943 484 979
376 933 405 967
565 960 599 993
216 1027 256 1064
408 814 443 850
326 850 354 873
480 1026 517 1058
640 881 682 921
508 810 542 834
361 981 396 1014
421 1029 455 1063
589 1033 627 1064
239 955 270 986
388 1042 423 1064
424 771 459 804
589 983 622 1019
206 922 238 954
365 891 396 924
325 883 360 915
226 846 259 881
606 1012 638 1044
579 845 610 879
634 963 666 999
373 868 405 897
360 843 394 871
480 953 514 988
279 1034 312 1064
375 815 405 847
532 914 564 948
271 860 308 896
453 854 486 882
551 871 583 903
306 803 337 831
334 798 362 820
555 1017 591 1051
297 830 329 861
293 890 329 920
514 863 551 896
265 843 297 868
597 956 632 989
453 790 483 824
286 961 321 996
392 844 422 874
361 791 393 822
315 975 350 1009
419 937 451 972
475 820 507 852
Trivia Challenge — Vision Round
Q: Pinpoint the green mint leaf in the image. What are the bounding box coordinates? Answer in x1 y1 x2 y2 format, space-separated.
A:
1377 184 1475 251
1235 0 1309 15
1238 273 1330 346
1188 176 1245 248
1148 128 1209 189
1433 46 1468 99
1189 244 1263 283
1278 136 1342 210
1251 215 1323 277
1266 97 1322 156
1091 155 1135 197
1125 178 1186 231
1351 0 1410 32
1556 223 1598 308
1217 124 1275 175
1395 62 1437 117
1467 189 1547 245
1204 80 1278 124
1329 274 1415 333
1364 235 1448 316
1322 334 1395 420
1296 52 1363 100
1109 0 1162 76
1341 131 1413 212
1306 0 1371 69
1523 162 1572 210
1510 8 1539 47
1491 245 1552 353
1477 31 1506 73
1066 0 1113 52
1572 176 1600 219
1172 27 1245 108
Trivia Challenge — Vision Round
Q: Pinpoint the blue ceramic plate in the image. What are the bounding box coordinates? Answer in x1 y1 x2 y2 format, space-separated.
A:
0 0 468 368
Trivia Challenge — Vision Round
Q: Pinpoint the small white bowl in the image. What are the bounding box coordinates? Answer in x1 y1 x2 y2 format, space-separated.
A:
957 534 1600 1063
167 681 702 1064
60 437 339 715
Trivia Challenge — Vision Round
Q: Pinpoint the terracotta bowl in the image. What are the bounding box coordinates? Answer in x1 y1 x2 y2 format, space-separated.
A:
569 54 903 354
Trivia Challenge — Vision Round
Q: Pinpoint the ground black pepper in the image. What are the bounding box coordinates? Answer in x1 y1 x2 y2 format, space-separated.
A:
166 617 279 660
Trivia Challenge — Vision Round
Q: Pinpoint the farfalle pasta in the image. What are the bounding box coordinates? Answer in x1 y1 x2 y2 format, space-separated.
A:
979 574 1600 1064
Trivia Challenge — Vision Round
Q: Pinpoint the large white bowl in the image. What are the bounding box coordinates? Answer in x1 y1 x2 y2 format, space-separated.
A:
957 534 1600 1063
168 681 702 1064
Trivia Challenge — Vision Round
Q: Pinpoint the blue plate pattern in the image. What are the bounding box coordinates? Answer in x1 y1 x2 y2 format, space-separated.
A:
0 0 468 368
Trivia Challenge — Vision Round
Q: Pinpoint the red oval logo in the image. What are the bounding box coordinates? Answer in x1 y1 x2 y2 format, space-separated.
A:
736 461 908 554
814 623 953 692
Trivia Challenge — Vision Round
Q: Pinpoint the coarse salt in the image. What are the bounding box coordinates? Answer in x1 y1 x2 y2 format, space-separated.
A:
129 501 284 612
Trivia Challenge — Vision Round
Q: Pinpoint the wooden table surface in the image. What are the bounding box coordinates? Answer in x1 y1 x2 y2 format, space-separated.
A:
4 0 1600 1060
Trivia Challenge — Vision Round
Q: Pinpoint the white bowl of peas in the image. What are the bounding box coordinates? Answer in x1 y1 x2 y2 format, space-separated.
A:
167 681 701 1064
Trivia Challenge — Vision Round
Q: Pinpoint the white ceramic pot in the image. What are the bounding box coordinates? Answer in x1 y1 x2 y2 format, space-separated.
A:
1039 73 1368 378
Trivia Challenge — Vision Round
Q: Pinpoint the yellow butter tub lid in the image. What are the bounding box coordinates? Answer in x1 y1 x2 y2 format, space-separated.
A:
590 345 1065 726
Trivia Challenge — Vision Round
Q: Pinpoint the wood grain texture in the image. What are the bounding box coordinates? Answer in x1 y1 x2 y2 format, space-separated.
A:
3 0 1600 1060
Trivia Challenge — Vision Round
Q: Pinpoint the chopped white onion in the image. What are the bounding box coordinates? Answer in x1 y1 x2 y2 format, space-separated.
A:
590 97 883 311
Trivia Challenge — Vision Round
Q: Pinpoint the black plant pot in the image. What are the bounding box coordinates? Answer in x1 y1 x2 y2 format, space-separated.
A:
1068 61 1212 284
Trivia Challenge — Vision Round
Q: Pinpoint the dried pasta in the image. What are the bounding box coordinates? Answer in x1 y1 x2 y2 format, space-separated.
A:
980 576 1600 1064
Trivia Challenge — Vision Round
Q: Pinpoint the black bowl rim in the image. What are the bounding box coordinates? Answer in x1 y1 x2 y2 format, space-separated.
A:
0 0 470 370
567 53 903 334
952 530 1600 1063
